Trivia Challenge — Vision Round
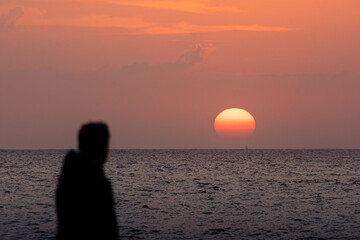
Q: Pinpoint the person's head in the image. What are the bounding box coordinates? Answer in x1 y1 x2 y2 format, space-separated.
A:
78 122 110 165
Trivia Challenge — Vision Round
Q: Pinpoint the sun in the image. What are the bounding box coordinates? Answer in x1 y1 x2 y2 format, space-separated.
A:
214 108 255 138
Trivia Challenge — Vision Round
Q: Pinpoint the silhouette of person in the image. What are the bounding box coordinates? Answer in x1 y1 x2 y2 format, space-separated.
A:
56 122 118 240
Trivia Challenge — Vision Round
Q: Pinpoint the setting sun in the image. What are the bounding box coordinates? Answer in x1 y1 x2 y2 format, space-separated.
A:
214 108 255 138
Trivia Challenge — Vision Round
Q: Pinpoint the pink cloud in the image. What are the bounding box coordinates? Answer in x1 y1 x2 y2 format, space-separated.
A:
0 7 24 30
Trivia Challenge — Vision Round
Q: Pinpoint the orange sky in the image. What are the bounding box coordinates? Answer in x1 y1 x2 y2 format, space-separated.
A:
0 0 359 149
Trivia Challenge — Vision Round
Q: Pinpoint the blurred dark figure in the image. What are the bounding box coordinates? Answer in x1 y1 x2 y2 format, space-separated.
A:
56 122 118 240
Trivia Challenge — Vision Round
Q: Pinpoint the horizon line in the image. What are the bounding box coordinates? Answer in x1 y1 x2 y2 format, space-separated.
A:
1 148 359 151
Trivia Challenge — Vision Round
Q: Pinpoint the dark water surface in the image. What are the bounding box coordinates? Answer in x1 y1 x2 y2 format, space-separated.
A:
1 149 360 239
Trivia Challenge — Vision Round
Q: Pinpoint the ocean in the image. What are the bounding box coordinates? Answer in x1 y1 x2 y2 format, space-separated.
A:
1 149 360 239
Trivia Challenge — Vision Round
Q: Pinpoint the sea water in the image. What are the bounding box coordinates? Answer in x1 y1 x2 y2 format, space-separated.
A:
1 149 360 239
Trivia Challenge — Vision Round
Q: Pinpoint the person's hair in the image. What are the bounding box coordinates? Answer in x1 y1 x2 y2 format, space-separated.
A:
78 122 110 157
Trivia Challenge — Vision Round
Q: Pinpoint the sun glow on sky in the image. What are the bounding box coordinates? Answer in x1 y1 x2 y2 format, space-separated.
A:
0 0 359 148
214 108 255 138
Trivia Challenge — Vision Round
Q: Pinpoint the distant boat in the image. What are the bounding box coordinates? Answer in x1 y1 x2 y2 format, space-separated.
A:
245 146 249 150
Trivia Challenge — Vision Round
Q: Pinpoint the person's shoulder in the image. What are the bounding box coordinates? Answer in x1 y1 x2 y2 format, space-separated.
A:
65 150 79 161
59 150 81 181
63 150 81 166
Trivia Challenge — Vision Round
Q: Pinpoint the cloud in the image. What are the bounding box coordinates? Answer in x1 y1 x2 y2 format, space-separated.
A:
118 43 216 76
137 22 296 35
53 15 151 29
5 4 294 35
0 7 24 30
18 15 295 34
5 5 293 34
14 9 151 29
175 43 215 67
85 0 245 14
